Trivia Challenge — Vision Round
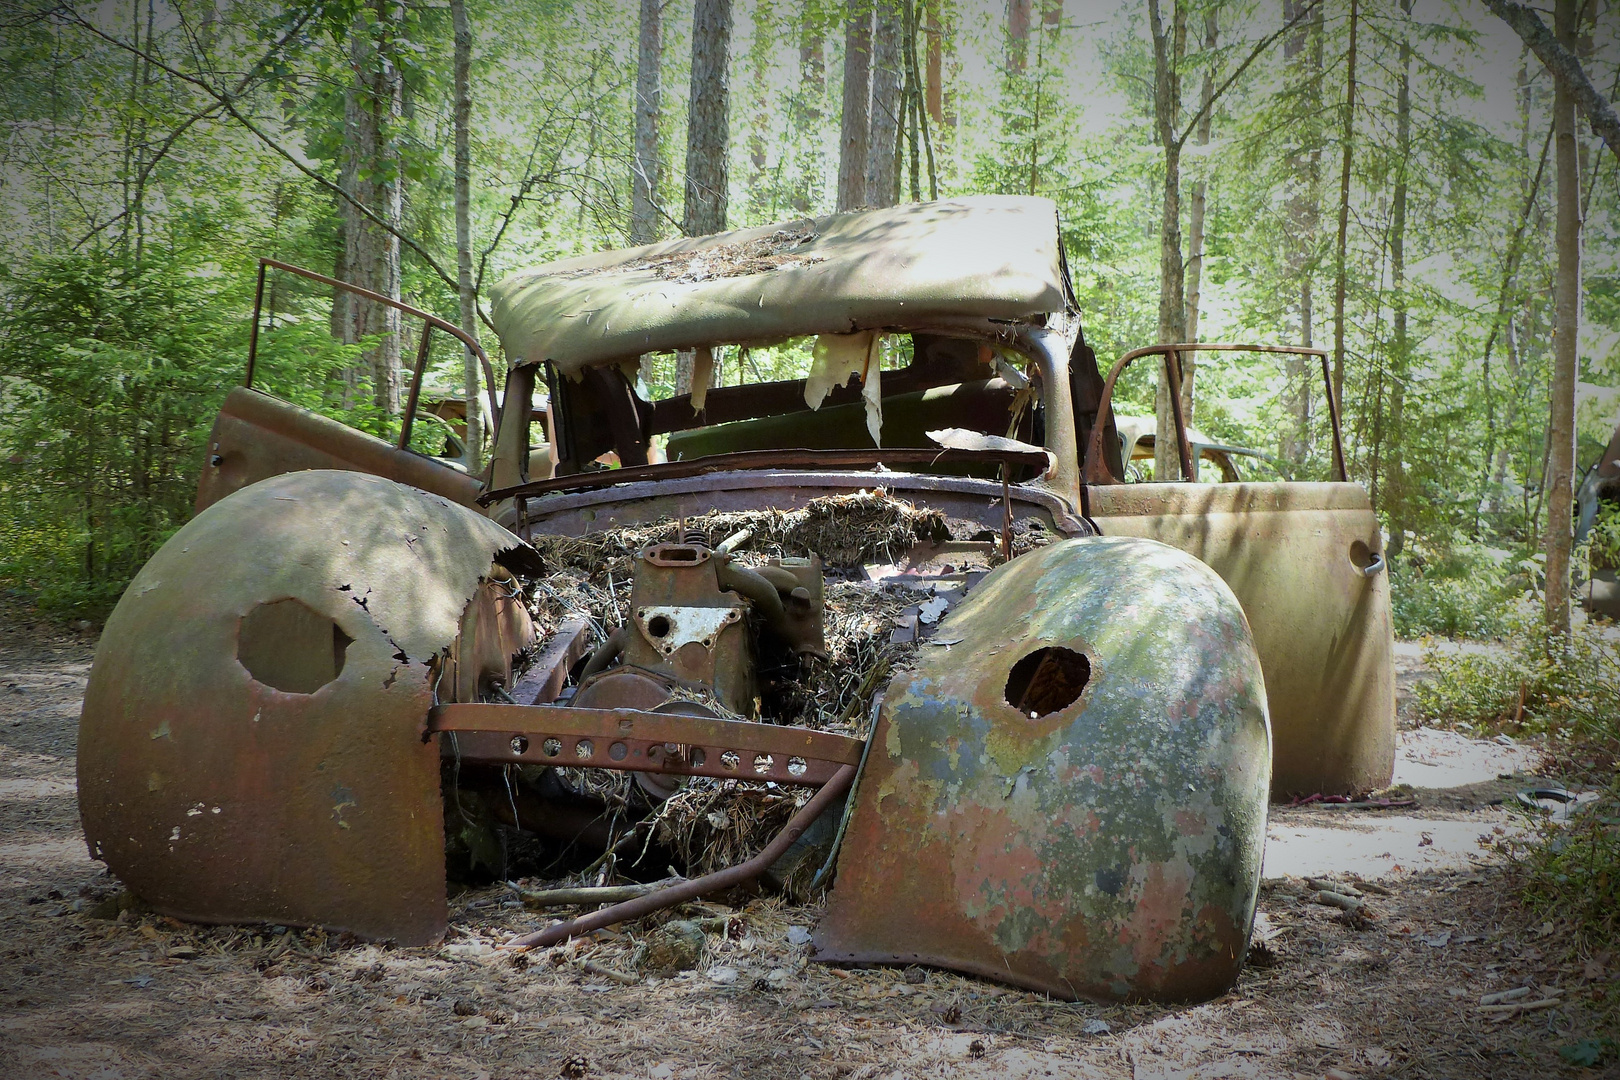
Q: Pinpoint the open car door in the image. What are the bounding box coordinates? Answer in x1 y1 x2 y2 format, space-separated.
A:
195 260 499 514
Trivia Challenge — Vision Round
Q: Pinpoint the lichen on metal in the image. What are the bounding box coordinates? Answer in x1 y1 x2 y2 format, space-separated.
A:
816 536 1271 1003
77 470 537 945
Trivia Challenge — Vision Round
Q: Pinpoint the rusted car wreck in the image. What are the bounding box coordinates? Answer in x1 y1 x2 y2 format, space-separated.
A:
79 196 1393 1003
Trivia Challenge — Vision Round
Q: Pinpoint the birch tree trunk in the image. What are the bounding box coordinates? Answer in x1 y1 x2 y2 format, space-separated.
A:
339 0 405 416
1148 0 1187 482
866 0 902 207
1384 0 1412 557
1180 8 1216 424
451 0 482 471
1545 0 1581 635
631 0 663 245
837 1 872 211
682 0 732 238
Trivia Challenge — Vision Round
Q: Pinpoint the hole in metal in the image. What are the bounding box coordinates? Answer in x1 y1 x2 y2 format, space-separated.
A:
788 756 808 777
542 738 562 757
689 747 707 767
753 753 774 774
509 735 529 755
647 615 672 638
575 739 595 759
1004 646 1090 719
720 750 739 771
238 599 350 694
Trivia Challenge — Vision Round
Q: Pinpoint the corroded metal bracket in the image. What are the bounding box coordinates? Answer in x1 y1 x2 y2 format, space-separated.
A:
429 703 863 786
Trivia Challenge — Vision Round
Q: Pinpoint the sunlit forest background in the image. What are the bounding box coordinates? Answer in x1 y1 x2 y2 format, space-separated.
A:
0 0 1617 624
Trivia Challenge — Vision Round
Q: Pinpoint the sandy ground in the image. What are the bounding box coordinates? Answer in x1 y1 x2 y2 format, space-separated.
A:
1 617 1616 1080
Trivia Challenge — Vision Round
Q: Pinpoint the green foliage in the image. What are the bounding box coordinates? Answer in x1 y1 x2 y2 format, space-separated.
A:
1389 543 1520 640
0 252 244 616
1588 502 1620 571
1559 1037 1618 1068
1415 609 1620 747
1418 605 1620 959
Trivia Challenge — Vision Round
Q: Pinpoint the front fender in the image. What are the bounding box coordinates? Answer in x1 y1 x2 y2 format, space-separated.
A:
78 470 534 945
815 536 1270 1002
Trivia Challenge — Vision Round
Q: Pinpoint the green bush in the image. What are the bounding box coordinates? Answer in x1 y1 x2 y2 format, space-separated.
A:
1420 610 1620 957
1588 502 1620 571
1390 543 1520 639
1508 781 1620 957
0 251 370 619
1416 609 1620 743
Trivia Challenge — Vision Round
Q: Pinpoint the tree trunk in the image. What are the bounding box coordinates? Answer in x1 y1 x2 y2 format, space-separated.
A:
1280 0 1321 471
341 0 405 415
1007 0 1031 73
1545 0 1581 635
790 20 825 214
1180 8 1217 423
745 0 775 217
683 0 733 238
631 0 663 245
924 1 943 125
1330 0 1358 414
837 1 872 211
1385 0 1412 557
1148 0 1187 482
452 0 482 470
867 0 902 207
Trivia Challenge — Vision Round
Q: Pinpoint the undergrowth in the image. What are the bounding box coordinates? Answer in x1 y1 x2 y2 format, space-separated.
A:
1418 604 1620 963
1389 542 1521 640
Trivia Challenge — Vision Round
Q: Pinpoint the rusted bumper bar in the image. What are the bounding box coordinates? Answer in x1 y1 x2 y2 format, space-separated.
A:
428 703 864 786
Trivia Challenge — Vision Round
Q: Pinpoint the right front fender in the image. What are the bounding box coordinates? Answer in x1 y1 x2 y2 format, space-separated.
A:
815 536 1270 1002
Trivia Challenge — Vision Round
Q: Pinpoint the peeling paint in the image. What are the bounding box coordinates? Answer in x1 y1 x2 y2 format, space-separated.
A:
816 536 1271 1003
78 470 538 946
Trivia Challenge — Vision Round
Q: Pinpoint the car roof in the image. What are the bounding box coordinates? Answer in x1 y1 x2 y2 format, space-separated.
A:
488 195 1074 375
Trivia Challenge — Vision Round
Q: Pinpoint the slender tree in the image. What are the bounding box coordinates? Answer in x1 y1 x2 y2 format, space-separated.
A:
1384 0 1412 556
837 0 872 211
1147 0 1187 480
683 0 733 238
789 13 826 214
1545 0 1580 635
1329 0 1358 411
867 0 903 207
451 0 482 469
1181 7 1217 423
340 0 406 415
631 0 664 245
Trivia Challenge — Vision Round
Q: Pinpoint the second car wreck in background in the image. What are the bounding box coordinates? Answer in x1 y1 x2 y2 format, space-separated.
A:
80 196 1394 1003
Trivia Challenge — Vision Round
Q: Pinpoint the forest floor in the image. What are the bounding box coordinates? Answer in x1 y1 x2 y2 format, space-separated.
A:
1 613 1616 1080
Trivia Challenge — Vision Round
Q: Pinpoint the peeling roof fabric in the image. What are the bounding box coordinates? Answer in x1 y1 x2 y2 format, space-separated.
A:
489 196 1073 374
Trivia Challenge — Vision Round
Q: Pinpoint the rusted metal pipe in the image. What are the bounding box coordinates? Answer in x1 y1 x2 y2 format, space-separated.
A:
576 627 630 683
503 762 857 950
1318 353 1349 482
244 260 268 389
1164 349 1196 482
245 258 501 432
397 326 434 451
